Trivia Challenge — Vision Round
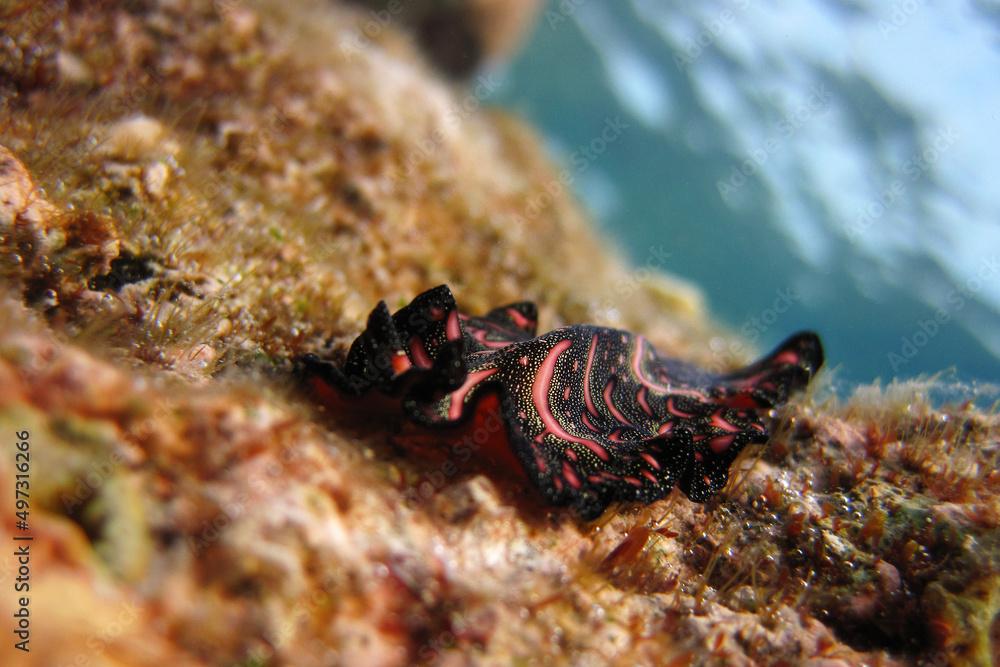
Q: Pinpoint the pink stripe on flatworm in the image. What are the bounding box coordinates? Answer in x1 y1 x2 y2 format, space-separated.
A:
583 334 599 417
446 311 461 341
506 307 534 329
637 386 653 417
710 410 740 433
730 369 768 389
562 462 582 489
640 452 661 470
772 350 800 365
470 328 511 349
448 368 497 419
531 441 548 474
666 397 694 419
631 336 670 393
603 379 635 427
631 336 709 401
409 336 432 368
533 339 610 461
709 434 735 454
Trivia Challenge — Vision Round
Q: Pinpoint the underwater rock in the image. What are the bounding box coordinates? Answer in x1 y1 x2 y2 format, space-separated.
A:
0 1 997 666
0 145 121 308
0 144 58 232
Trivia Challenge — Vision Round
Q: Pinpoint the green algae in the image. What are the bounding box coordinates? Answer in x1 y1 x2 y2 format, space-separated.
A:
0 402 152 583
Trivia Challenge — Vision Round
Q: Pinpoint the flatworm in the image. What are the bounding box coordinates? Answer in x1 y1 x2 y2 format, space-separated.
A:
299 285 823 519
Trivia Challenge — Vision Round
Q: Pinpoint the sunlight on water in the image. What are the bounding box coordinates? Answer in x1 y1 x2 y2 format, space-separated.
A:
489 0 1000 389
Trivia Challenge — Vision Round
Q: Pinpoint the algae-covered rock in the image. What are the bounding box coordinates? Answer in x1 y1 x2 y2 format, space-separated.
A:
1 1 998 666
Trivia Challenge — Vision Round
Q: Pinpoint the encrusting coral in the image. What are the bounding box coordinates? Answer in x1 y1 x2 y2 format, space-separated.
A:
1 1 998 665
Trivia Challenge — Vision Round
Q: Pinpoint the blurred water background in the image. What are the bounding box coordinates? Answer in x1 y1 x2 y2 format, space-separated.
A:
486 0 1000 394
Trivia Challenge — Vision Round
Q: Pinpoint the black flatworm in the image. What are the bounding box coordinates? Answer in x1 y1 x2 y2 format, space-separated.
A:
299 285 823 519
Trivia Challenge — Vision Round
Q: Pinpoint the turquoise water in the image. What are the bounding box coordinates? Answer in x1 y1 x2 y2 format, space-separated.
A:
488 1 1000 392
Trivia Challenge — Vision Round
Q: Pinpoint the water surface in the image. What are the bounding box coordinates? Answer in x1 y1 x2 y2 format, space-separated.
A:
489 0 1000 391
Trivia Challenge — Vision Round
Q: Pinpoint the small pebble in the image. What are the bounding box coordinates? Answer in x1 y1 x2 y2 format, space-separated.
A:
56 50 94 86
100 115 168 160
143 161 171 199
